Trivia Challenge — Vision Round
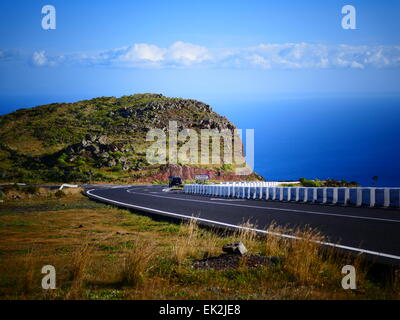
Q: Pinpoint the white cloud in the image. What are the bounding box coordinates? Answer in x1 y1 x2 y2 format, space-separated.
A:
32 51 48 66
28 42 400 69
32 50 63 67
167 41 211 66
119 44 166 63
0 49 19 61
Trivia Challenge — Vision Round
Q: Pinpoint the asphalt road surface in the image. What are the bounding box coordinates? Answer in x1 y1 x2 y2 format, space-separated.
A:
85 185 400 265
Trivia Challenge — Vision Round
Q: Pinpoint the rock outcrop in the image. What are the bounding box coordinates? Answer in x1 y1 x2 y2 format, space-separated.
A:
0 93 260 183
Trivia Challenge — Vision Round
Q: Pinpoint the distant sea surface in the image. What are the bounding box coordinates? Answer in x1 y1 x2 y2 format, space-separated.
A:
214 96 400 187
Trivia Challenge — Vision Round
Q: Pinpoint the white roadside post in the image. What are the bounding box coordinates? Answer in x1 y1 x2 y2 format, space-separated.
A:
272 187 277 200
332 188 338 204
271 187 276 200
323 188 327 204
356 188 362 207
303 188 308 202
344 188 350 205
363 187 376 208
384 188 390 208
265 187 270 200
370 188 376 207
313 188 317 203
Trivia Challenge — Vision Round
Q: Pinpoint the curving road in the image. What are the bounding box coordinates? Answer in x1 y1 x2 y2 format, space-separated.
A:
85 185 400 265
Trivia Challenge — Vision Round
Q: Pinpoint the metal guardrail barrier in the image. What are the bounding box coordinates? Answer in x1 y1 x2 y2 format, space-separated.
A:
183 183 400 208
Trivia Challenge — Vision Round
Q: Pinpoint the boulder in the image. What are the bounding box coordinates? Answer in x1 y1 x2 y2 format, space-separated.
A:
222 242 248 255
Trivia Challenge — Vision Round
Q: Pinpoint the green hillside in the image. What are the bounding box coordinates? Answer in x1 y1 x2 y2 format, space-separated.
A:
0 94 256 183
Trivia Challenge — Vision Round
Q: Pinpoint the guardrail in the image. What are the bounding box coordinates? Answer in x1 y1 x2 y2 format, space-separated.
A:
218 181 300 187
183 184 400 208
59 184 79 190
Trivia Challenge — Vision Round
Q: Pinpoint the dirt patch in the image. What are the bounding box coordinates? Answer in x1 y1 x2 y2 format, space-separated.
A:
193 254 280 270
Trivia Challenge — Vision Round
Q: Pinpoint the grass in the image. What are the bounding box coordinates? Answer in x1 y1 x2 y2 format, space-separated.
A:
119 239 156 288
0 188 398 300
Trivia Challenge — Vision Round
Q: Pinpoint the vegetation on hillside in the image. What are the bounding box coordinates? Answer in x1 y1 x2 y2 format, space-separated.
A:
0 94 246 183
298 178 359 188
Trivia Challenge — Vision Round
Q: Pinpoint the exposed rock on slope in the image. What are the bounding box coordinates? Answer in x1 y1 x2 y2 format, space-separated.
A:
0 93 260 183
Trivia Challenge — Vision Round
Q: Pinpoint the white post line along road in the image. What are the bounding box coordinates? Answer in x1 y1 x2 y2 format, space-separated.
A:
85 185 400 265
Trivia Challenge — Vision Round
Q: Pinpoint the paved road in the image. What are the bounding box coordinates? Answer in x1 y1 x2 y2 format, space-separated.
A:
85 185 400 265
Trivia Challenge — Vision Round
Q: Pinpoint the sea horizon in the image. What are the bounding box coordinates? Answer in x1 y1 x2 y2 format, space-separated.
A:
1 94 399 187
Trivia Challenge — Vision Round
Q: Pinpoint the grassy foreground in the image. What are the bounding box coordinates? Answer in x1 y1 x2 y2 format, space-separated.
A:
0 188 398 300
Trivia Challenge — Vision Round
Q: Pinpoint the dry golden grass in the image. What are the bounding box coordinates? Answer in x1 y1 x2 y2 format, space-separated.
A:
234 221 259 252
61 187 85 197
262 222 292 258
285 226 327 283
173 218 199 264
2 186 84 201
21 247 36 296
119 239 156 288
66 242 92 299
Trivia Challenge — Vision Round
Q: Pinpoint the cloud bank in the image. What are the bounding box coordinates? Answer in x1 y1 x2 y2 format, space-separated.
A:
0 49 20 61
26 42 400 69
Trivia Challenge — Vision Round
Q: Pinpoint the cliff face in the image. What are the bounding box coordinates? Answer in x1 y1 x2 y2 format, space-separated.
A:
0 93 260 183
135 164 262 183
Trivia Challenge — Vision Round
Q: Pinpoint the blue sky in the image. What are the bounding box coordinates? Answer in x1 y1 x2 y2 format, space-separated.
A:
0 0 400 111
1 1 400 185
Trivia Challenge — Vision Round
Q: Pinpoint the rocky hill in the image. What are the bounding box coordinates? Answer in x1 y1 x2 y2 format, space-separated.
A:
0 94 261 183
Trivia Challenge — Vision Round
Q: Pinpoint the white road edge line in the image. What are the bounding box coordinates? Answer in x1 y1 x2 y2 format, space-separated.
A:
86 188 400 261
126 189 400 224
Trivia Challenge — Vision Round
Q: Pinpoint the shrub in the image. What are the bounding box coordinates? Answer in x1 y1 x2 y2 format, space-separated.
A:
55 190 66 198
112 164 123 172
24 185 39 194
0 169 6 180
221 164 233 172
299 178 322 187
13 183 22 191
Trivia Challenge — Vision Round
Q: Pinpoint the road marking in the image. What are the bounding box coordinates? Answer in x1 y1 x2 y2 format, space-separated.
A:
210 198 246 202
126 189 400 224
86 188 400 261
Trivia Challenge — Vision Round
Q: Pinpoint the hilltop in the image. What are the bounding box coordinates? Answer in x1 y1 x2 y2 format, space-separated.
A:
0 94 260 183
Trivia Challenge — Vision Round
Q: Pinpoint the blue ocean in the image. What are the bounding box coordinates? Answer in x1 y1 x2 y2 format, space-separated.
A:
214 96 400 187
1 96 400 187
